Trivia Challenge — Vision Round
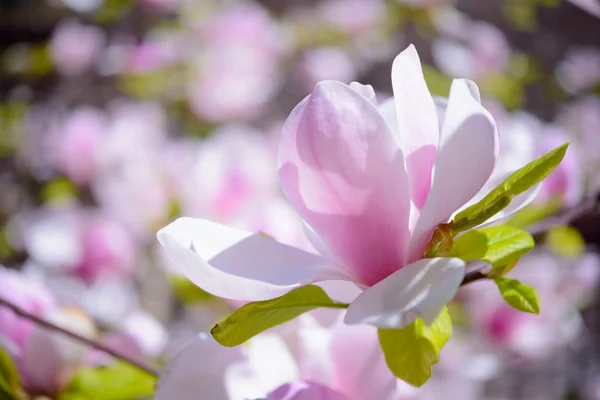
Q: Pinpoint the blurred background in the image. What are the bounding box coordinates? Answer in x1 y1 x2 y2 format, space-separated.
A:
1 0 600 399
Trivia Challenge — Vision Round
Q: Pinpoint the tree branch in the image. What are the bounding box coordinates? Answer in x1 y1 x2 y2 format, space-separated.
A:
0 295 161 377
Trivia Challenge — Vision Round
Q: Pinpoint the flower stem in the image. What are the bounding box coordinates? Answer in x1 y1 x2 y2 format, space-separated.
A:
0 295 161 377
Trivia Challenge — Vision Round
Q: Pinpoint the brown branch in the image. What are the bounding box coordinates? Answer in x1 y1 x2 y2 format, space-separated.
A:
460 269 488 286
0 296 161 377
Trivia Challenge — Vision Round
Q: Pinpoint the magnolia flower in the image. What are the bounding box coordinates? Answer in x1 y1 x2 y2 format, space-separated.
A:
0 267 95 395
187 2 283 122
156 313 396 400
264 381 350 400
495 111 582 207
158 45 537 330
461 248 598 360
51 107 107 185
50 20 105 76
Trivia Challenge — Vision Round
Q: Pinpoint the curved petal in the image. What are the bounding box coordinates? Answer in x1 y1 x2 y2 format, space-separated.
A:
391 44 440 209
157 218 349 301
344 258 465 328
294 314 396 400
329 323 397 400
408 79 499 262
278 81 411 287
266 381 351 400
155 333 244 400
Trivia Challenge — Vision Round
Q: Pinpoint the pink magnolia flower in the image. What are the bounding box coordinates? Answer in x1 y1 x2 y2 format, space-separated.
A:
265 381 350 400
51 107 107 185
293 47 358 92
555 46 600 94
432 21 510 81
187 2 283 122
0 266 55 354
18 207 137 283
50 20 105 76
158 45 536 330
461 249 597 360
0 267 95 395
155 313 396 400
20 306 96 395
318 0 385 36
495 111 582 207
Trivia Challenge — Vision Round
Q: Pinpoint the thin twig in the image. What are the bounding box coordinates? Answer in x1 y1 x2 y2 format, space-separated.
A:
0 296 161 377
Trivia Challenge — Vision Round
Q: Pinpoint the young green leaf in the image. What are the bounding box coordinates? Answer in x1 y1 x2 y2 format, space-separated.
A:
211 285 349 347
447 225 534 268
378 307 452 387
495 277 540 314
453 143 569 234
58 361 157 400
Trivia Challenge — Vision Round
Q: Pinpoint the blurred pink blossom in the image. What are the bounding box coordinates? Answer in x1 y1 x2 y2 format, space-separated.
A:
50 20 105 76
187 2 283 122
266 381 350 400
432 21 510 80
293 47 357 91
318 0 385 36
77 217 136 283
556 46 600 94
17 207 137 284
156 313 396 400
52 107 107 185
0 266 55 353
495 111 582 207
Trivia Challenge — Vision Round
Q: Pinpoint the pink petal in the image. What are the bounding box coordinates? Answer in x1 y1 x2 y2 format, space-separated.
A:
391 44 440 210
408 79 499 262
155 333 245 400
267 381 351 400
158 218 350 302
344 257 465 328
329 324 397 400
278 81 411 287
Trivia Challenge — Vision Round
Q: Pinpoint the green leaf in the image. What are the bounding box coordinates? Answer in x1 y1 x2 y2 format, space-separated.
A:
447 225 534 268
59 361 157 400
453 143 569 235
0 347 23 400
211 285 348 347
495 277 540 314
546 225 585 259
378 307 452 387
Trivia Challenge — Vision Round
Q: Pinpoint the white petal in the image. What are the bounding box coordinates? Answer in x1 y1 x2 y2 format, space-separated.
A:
157 218 349 301
408 79 498 262
344 258 465 328
155 333 244 400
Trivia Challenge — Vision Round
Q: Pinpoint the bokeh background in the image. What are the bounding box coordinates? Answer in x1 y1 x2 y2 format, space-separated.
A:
1 0 600 399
